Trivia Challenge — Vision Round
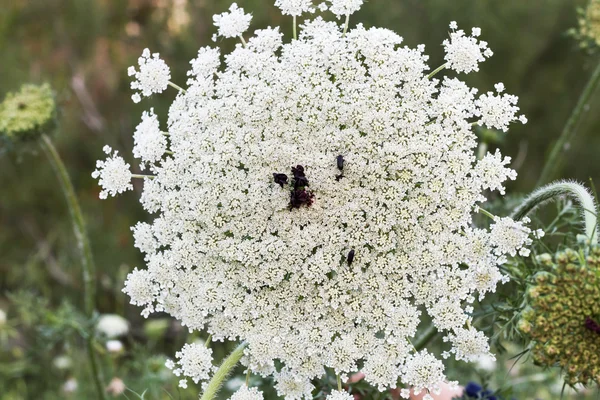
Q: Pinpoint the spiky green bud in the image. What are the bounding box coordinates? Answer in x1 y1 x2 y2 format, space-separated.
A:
0 83 56 142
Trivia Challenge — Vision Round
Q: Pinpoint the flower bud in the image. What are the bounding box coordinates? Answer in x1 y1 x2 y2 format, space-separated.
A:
0 83 56 143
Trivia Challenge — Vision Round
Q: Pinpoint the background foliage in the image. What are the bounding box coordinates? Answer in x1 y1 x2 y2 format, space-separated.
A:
1 0 599 398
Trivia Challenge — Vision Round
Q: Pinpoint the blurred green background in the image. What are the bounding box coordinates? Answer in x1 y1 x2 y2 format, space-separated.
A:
1 0 600 398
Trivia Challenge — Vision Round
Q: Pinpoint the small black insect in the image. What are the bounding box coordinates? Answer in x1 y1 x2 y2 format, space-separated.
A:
336 155 345 171
273 173 289 187
347 249 355 266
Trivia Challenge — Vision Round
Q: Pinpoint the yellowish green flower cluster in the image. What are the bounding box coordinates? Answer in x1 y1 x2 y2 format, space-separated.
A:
0 83 56 142
573 0 600 49
518 247 600 386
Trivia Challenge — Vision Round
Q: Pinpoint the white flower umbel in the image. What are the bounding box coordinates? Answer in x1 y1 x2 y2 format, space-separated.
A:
490 216 534 257
128 48 171 103
166 343 215 388
443 22 493 74
275 0 314 16
133 108 167 166
91 146 132 199
230 384 265 400
326 390 354 400
443 327 494 362
213 3 252 40
329 0 363 17
400 351 449 399
475 84 525 132
95 1 535 397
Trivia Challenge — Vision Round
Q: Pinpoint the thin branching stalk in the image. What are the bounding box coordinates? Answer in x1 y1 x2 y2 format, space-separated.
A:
200 342 248 400
427 63 447 79
511 181 599 244
40 134 106 400
413 325 438 352
537 60 600 186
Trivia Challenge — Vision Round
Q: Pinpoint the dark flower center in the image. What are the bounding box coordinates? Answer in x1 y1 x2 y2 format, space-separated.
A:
273 165 315 210
584 316 600 334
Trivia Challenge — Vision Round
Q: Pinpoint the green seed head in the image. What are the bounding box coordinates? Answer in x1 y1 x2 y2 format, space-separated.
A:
518 246 600 386
0 83 56 142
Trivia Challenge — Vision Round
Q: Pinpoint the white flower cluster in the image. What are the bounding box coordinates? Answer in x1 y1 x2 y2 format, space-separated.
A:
133 108 167 167
91 146 132 199
230 384 265 400
165 343 214 389
325 390 354 400
442 327 494 362
444 22 493 74
490 216 542 257
275 0 315 16
213 3 252 40
95 2 536 398
128 48 171 103
329 0 363 17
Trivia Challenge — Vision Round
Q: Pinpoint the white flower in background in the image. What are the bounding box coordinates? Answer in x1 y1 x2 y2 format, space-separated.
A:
96 314 129 338
106 377 127 396
443 22 493 73
329 0 363 17
53 355 72 370
91 146 133 199
213 3 252 40
166 343 214 388
97 1 535 396
230 384 265 400
63 378 78 394
326 390 354 400
474 353 497 372
128 48 171 103
133 108 167 166
275 0 314 16
106 339 124 353
0 309 6 326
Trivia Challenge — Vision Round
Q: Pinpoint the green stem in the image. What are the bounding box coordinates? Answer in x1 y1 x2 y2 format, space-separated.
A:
537 60 600 186
511 181 598 244
343 15 350 36
337 374 342 391
40 134 106 400
427 63 447 79
477 142 488 160
293 16 297 40
413 325 438 352
200 342 248 400
478 208 496 221
168 81 187 94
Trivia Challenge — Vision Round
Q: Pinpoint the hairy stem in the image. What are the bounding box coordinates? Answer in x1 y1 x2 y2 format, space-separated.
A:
511 181 598 244
200 342 248 400
40 134 106 399
537 60 600 186
413 324 438 352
